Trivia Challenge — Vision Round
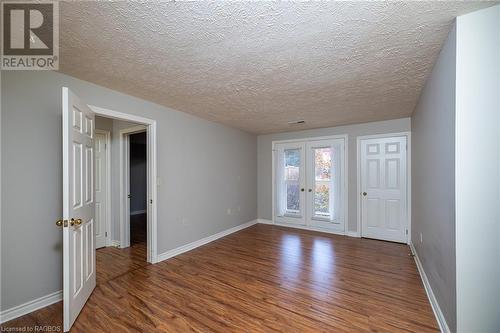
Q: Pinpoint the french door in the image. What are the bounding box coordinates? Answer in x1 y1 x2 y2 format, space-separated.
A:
274 137 346 232
274 142 306 225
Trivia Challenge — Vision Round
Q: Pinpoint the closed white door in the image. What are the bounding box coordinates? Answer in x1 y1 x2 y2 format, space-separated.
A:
274 142 306 225
62 87 96 331
305 139 345 232
94 132 108 249
274 137 346 231
360 136 408 243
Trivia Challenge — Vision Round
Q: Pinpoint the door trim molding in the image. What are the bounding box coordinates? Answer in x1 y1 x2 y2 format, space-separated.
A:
95 129 111 247
89 105 158 264
356 132 411 243
271 134 348 234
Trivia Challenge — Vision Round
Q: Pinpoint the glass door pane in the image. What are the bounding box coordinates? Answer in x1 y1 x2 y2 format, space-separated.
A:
284 148 300 214
313 147 332 219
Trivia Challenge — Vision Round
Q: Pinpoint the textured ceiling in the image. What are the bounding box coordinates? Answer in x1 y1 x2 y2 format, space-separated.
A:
59 1 496 134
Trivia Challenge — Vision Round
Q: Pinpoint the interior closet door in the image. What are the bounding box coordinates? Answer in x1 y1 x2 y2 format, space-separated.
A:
274 142 306 225
305 139 345 232
360 136 407 243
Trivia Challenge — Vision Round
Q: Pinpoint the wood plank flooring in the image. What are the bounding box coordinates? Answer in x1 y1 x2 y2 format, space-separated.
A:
1 224 439 332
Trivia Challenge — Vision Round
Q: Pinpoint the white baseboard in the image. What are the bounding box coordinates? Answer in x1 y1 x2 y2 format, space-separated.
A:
409 242 450 333
346 231 360 238
130 209 146 216
0 290 62 324
111 240 120 247
257 218 273 224
257 219 346 236
155 219 258 263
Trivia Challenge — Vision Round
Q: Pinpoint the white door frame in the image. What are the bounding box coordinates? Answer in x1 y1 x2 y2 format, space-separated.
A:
271 134 348 236
95 129 112 247
120 125 147 250
356 132 411 244
89 105 158 264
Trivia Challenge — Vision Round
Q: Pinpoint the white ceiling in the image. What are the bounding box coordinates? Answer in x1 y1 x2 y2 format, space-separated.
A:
59 1 495 134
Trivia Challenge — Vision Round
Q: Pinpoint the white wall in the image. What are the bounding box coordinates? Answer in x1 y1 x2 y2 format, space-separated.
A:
455 5 500 332
411 23 457 332
257 118 411 233
412 5 500 332
1 71 257 312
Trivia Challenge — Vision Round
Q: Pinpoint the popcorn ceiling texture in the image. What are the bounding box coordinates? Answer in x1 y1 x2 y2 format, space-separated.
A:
59 1 495 134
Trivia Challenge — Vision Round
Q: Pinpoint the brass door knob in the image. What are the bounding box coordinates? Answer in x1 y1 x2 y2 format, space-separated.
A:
70 218 83 226
56 219 64 227
301 188 305 192
362 192 367 196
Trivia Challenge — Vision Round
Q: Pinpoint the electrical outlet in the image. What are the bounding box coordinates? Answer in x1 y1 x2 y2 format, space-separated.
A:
420 233 423 243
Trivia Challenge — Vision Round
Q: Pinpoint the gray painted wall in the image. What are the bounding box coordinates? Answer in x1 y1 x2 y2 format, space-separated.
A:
411 24 457 332
1 71 257 311
95 115 113 132
455 5 500 332
257 118 411 233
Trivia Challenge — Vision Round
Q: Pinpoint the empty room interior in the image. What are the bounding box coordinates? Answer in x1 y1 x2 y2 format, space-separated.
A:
1 2 499 333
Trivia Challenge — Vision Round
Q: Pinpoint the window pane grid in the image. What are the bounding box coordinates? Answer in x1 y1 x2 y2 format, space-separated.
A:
284 149 300 214
313 147 332 219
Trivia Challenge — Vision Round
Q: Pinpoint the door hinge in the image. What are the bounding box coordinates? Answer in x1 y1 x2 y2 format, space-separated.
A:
105 232 108 237
150 199 153 204
105 143 107 150
406 229 408 235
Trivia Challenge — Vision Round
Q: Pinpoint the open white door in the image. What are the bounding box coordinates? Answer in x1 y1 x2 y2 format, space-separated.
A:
62 87 96 331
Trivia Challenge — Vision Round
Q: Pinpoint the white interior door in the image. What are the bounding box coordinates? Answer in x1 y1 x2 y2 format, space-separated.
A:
360 136 408 243
274 142 306 225
94 132 108 249
62 87 96 331
305 139 345 232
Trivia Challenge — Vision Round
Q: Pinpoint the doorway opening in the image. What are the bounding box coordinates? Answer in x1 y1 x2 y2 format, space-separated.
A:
90 105 158 265
129 131 147 247
93 116 152 285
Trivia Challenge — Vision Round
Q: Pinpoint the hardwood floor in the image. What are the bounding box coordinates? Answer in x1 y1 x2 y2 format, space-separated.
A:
1 224 439 332
97 213 148 285
130 213 148 246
